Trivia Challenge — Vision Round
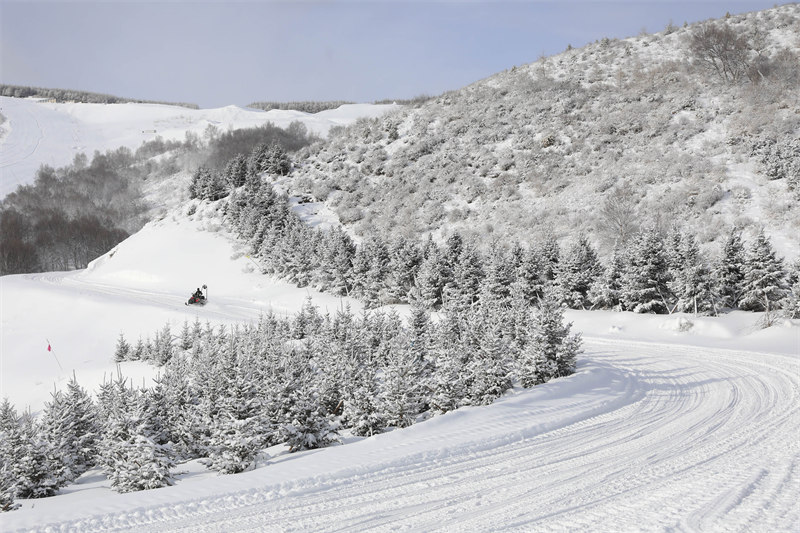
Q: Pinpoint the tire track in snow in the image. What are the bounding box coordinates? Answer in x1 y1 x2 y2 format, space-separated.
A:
20 338 800 533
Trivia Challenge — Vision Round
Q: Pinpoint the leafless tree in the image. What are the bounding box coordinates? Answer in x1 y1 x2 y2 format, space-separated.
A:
689 22 752 83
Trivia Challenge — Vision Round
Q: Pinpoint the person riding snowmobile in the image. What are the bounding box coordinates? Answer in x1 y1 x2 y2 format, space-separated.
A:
188 287 205 305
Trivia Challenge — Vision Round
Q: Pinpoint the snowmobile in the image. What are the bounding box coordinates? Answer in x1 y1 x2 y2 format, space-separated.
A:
186 284 208 306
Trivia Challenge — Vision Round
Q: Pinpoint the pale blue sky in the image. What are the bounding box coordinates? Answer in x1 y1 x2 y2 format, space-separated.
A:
0 1 783 108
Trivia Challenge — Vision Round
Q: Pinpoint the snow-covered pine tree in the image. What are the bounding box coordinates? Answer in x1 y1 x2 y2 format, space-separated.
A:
446 240 484 310
782 260 800 319
467 303 513 405
224 153 249 189
0 399 22 509
380 339 428 428
620 226 671 313
537 234 560 284
513 245 545 306
278 354 339 452
114 332 130 362
413 241 447 309
40 375 99 483
152 357 201 460
518 288 582 386
714 229 747 309
292 296 324 340
428 329 469 413
99 378 175 493
207 414 262 474
554 234 601 309
383 236 422 304
179 320 194 351
479 241 514 307
588 246 624 310
317 227 355 296
741 229 787 322
205 334 267 475
351 237 390 307
131 337 146 361
0 459 19 512
13 411 64 498
669 232 716 315
152 323 174 365
340 348 385 437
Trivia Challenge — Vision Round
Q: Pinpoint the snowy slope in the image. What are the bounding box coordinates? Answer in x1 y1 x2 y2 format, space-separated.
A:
0 201 362 413
2 199 799 531
0 96 399 198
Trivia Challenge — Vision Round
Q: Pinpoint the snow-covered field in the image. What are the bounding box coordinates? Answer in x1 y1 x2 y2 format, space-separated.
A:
2 202 798 531
0 96 399 198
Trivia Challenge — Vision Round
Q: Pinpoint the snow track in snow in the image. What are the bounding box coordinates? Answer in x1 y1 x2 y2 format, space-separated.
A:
19 338 799 532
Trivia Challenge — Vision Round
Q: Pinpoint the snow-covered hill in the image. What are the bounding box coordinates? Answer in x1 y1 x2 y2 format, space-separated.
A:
2 6 800 530
1 198 799 531
0 96 399 198
288 5 800 259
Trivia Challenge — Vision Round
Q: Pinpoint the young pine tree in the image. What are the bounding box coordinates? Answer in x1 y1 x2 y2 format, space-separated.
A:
714 229 746 309
741 229 787 320
620 226 671 314
518 289 582 387
40 375 99 483
114 333 131 362
555 235 601 309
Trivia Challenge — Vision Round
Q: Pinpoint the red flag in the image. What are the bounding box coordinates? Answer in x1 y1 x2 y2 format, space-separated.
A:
48 343 51 352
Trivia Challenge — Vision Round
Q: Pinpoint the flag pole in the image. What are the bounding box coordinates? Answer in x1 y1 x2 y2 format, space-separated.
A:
46 339 64 372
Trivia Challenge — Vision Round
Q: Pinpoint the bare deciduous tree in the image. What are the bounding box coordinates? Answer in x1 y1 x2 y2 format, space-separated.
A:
689 22 752 83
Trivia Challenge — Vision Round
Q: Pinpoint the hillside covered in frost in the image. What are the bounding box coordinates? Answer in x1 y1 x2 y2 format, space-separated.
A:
289 5 800 257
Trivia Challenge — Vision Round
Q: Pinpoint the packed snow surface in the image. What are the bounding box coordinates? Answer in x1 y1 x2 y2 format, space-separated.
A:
0 96 399 197
2 203 799 531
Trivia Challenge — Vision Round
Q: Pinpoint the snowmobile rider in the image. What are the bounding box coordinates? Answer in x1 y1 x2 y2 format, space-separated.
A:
192 288 203 300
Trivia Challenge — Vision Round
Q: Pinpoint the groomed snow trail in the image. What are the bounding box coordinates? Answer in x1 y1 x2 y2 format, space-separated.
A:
29 338 800 533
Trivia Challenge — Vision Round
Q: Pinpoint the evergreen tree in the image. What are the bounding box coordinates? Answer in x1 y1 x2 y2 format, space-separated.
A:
467 304 513 405
782 261 800 319
98 374 175 493
0 399 22 509
224 153 249 189
537 234 560 284
340 352 385 437
519 289 582 386
317 227 355 296
588 246 624 310
280 381 339 452
670 232 716 315
446 241 484 310
479 242 514 307
555 235 601 309
0 459 19 512
384 236 422 304
412 241 447 309
13 411 64 498
429 333 469 414
380 342 427 428
207 414 262 474
114 332 130 362
152 323 174 365
40 375 99 483
714 229 747 309
620 226 671 313
741 229 787 320
513 245 545 306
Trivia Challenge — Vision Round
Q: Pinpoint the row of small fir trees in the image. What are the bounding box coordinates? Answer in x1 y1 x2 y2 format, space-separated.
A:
2 288 580 506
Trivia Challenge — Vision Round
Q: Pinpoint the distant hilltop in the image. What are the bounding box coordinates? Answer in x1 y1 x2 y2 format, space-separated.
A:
0 84 199 109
